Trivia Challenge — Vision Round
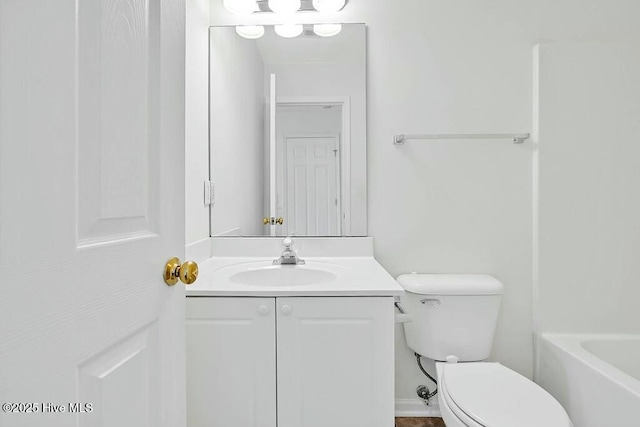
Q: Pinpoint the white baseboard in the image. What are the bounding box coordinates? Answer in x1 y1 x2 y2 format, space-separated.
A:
395 399 441 418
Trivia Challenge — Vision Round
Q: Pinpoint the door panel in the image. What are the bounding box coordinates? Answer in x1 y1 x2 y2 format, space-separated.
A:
276 297 395 427
78 0 161 245
186 298 277 427
78 323 159 427
0 1 186 426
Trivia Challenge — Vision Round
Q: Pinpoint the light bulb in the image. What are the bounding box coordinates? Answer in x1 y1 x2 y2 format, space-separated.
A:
274 24 303 38
313 23 342 37
223 0 257 15
311 0 345 12
268 0 301 14
235 25 265 39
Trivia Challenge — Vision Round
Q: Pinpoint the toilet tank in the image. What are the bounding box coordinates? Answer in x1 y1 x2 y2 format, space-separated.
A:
398 274 504 362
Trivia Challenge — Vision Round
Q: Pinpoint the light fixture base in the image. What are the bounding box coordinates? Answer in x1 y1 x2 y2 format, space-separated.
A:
255 0 348 12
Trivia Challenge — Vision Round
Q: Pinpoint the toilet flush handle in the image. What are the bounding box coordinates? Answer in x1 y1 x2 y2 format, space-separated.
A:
394 301 412 324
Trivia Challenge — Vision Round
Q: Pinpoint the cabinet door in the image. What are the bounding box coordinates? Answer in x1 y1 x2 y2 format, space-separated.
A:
276 297 395 427
187 297 276 427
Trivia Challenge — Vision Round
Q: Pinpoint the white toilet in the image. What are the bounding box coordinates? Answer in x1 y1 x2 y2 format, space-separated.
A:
398 274 572 427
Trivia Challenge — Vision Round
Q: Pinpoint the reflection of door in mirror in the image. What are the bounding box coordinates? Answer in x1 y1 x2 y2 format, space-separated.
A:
276 104 343 236
265 73 277 237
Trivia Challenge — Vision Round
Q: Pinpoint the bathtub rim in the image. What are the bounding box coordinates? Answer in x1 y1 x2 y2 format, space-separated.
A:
541 333 640 399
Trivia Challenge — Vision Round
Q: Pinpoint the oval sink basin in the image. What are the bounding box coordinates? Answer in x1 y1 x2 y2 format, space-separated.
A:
229 266 337 287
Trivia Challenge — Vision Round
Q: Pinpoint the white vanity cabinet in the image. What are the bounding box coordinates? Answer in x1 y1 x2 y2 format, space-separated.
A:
186 296 395 427
186 297 277 427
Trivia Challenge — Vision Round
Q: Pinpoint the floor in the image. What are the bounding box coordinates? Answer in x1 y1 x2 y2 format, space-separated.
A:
395 418 446 427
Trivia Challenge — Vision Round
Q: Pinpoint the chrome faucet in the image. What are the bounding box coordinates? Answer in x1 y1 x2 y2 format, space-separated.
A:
273 237 305 265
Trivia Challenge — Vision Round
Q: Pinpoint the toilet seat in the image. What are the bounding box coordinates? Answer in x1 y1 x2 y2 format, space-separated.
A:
440 380 484 427
440 362 572 427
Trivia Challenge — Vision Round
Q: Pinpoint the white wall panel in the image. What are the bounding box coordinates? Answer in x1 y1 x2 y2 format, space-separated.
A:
186 0 211 246
209 28 266 236
535 43 640 338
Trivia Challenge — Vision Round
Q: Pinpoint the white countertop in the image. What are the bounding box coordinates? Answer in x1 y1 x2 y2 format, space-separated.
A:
186 256 404 297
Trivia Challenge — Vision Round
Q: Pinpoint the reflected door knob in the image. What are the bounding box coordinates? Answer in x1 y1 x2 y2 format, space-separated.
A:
164 257 199 286
263 217 285 225
281 305 293 315
258 305 270 315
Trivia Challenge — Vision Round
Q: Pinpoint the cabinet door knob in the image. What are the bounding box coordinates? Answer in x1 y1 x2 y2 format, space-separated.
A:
258 305 270 316
281 305 293 315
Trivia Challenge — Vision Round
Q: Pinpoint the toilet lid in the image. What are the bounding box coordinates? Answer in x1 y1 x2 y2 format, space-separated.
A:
442 363 572 427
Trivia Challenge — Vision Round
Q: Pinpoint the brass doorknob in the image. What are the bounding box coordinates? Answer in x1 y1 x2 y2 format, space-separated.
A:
263 217 284 225
164 257 199 286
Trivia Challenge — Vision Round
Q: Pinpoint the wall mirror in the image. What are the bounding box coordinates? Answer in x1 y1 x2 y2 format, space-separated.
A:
209 23 366 237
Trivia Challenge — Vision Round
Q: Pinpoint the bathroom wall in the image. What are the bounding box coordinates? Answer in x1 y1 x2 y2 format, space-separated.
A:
206 0 640 410
276 106 342 136
209 28 266 236
186 0 210 247
535 44 640 344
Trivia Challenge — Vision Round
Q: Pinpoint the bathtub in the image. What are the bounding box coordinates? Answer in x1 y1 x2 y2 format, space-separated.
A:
538 334 640 427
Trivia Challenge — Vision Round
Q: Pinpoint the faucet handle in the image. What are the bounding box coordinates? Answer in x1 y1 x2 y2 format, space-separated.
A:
282 237 293 249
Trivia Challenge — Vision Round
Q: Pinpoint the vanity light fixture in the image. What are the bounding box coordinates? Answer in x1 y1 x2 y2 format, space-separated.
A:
268 0 301 14
311 0 345 12
227 0 347 39
235 25 266 39
223 0 258 15
274 23 304 38
313 23 342 37
224 0 348 14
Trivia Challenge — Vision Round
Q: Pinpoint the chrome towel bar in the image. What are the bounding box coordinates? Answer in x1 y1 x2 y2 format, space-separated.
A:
393 133 531 145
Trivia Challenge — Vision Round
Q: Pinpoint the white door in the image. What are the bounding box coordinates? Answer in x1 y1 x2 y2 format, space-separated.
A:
263 74 278 236
0 1 187 426
285 135 341 236
186 298 277 427
276 297 395 427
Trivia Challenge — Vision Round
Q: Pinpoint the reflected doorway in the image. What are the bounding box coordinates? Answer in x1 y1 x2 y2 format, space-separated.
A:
272 101 348 236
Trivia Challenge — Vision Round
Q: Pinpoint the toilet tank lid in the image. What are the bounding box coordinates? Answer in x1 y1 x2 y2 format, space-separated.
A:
396 274 504 296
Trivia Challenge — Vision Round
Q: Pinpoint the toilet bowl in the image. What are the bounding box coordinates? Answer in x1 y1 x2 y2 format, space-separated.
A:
436 362 572 427
397 274 572 427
